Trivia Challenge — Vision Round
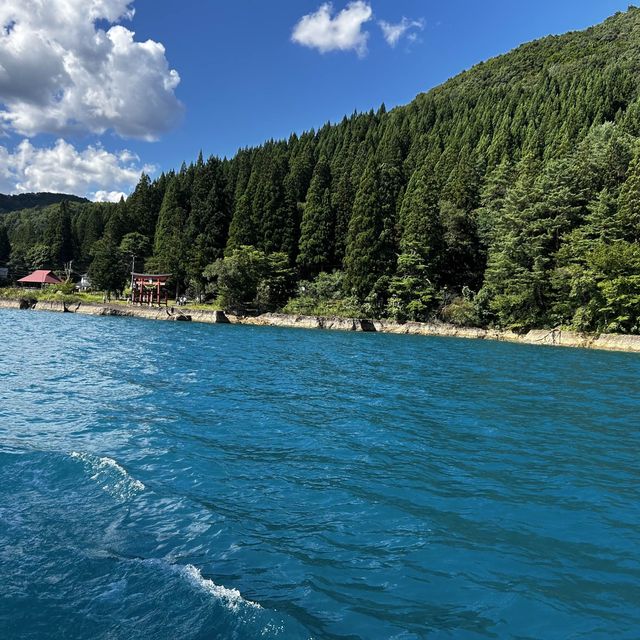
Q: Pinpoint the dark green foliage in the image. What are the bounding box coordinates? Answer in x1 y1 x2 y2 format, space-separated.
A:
297 156 334 276
398 161 443 277
151 178 187 291
45 202 74 267
88 238 128 295
616 145 640 239
74 204 106 266
226 193 256 252
104 197 130 245
0 224 11 264
126 174 158 240
331 171 355 263
186 157 231 292
25 244 51 271
0 192 87 214
6 9 640 331
344 161 387 300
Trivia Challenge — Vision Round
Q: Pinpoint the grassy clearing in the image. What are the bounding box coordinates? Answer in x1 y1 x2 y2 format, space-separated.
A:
0 287 123 305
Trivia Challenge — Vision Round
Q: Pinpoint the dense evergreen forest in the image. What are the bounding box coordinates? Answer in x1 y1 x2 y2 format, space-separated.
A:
4 8 640 332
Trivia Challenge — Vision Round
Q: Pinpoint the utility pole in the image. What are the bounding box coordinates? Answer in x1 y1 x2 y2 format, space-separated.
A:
130 254 136 300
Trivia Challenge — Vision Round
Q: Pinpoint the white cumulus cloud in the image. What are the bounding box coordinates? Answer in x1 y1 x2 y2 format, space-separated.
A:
94 190 128 203
0 0 182 140
292 2 373 57
0 139 152 201
379 17 425 48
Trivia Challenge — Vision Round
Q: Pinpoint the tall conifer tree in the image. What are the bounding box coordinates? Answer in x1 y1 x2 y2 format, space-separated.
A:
152 178 187 292
297 156 334 276
344 161 386 299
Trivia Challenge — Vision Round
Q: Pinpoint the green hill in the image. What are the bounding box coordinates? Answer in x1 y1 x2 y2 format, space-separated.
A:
0 193 88 215
4 7 640 333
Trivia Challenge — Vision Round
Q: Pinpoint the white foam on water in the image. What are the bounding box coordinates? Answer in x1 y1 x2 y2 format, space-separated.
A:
139 558 262 613
70 451 145 498
182 563 262 612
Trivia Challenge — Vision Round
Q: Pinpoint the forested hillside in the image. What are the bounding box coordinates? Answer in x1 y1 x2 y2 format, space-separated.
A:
4 8 640 332
0 193 87 215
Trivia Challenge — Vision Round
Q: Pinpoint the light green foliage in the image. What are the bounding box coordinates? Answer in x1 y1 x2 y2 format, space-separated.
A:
26 244 53 271
440 289 481 327
386 252 438 322
283 271 361 317
119 232 151 261
563 241 640 333
204 246 294 314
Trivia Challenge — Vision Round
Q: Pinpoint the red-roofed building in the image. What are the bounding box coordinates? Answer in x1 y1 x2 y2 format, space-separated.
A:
17 270 63 287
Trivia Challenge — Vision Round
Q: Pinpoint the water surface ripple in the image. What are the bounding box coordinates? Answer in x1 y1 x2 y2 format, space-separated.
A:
1 309 639 639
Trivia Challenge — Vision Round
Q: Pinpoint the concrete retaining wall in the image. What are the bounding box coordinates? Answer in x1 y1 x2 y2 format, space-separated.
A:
2 297 640 354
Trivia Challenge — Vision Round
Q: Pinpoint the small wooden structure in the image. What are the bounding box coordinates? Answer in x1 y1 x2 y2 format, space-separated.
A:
131 273 171 306
18 270 63 288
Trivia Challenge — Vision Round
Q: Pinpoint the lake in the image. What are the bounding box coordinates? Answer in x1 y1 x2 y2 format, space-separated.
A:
1 308 639 639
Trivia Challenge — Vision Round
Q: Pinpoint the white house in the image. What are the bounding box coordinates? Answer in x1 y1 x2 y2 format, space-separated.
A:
76 274 92 291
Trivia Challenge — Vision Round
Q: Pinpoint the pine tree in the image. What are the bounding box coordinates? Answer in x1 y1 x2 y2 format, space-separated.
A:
127 174 156 240
104 197 130 245
282 136 316 263
257 147 290 254
226 192 256 252
481 154 549 328
78 204 105 265
344 161 386 300
297 156 335 276
617 144 640 240
152 178 187 293
398 162 443 275
186 158 231 288
332 171 355 264
45 201 74 267
89 238 128 297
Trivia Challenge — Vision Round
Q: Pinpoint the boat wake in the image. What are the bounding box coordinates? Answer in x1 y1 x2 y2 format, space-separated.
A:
70 451 145 499
182 563 262 612
139 559 262 612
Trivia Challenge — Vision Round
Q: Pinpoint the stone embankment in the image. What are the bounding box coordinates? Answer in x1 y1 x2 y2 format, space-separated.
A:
2 297 640 354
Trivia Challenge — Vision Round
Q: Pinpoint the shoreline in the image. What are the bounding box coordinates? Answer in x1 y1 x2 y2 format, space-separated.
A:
1 297 640 354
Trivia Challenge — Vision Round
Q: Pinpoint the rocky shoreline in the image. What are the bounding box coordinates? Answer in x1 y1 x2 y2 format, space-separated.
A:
2 296 640 354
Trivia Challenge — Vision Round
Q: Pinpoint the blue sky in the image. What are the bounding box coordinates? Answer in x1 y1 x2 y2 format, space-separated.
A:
0 1 633 200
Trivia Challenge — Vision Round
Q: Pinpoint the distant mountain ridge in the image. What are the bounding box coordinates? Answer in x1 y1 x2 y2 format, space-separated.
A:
0 193 88 215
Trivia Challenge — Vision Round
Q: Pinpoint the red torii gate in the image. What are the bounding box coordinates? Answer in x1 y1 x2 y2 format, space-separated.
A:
131 273 171 306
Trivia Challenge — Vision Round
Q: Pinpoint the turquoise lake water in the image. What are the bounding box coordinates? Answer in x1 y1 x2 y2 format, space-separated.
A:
1 308 639 639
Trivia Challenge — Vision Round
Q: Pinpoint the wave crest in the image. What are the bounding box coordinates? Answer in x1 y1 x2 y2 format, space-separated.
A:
182 563 262 612
70 451 145 499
